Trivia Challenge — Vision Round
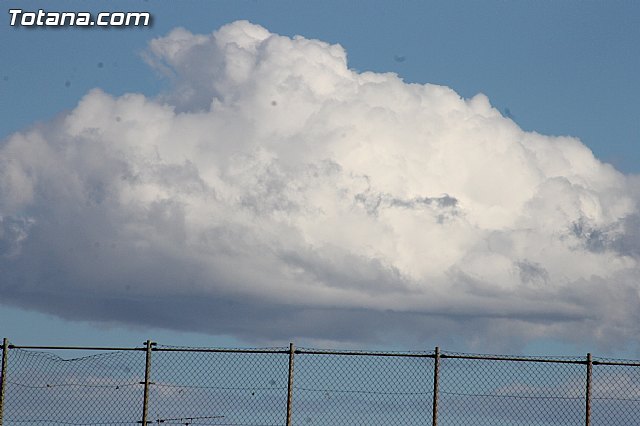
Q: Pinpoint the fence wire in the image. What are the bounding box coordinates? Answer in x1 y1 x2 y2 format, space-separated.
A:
590 358 640 426
148 346 289 425
292 349 434 425
1 341 640 425
4 348 143 425
439 353 587 426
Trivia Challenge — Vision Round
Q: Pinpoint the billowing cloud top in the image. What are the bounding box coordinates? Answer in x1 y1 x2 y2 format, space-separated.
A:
2 21 639 350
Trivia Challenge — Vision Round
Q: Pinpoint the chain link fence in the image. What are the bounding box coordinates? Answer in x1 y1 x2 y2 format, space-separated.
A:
1 339 639 425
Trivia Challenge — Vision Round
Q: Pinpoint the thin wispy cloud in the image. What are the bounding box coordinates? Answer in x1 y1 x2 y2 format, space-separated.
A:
1 21 639 351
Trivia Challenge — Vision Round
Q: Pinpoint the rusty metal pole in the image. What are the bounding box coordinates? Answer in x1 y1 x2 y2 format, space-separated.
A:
0 338 8 426
432 347 440 426
141 340 154 425
585 353 592 426
286 343 295 426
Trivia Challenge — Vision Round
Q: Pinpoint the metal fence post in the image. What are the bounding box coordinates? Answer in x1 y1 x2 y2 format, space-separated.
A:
585 353 592 426
141 340 155 425
286 343 295 426
0 338 8 426
432 346 440 426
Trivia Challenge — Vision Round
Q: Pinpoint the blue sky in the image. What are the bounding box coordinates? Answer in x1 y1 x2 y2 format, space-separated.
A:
1 0 640 357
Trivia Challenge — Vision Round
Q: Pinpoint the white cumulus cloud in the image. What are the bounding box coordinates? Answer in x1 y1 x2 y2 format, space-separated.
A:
2 21 640 351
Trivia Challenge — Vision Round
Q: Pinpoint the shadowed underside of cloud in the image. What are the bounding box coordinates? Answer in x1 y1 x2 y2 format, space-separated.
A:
2 21 640 351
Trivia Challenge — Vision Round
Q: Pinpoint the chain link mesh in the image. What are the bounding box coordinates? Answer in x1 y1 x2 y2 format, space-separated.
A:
439 353 586 426
148 345 289 425
291 349 434 425
2 344 640 425
591 358 640 425
4 348 144 425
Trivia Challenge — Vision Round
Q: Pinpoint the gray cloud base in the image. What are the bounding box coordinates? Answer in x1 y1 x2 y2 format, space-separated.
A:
1 21 639 351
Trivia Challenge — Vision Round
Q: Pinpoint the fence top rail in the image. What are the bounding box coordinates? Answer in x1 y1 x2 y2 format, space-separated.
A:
6 339 640 366
441 353 588 365
296 348 435 358
8 344 290 355
593 360 640 367
8 345 145 351
154 346 289 354
295 349 590 364
440 354 587 364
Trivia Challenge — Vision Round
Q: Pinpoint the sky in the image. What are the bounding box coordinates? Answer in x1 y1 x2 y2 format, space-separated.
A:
1 0 640 358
